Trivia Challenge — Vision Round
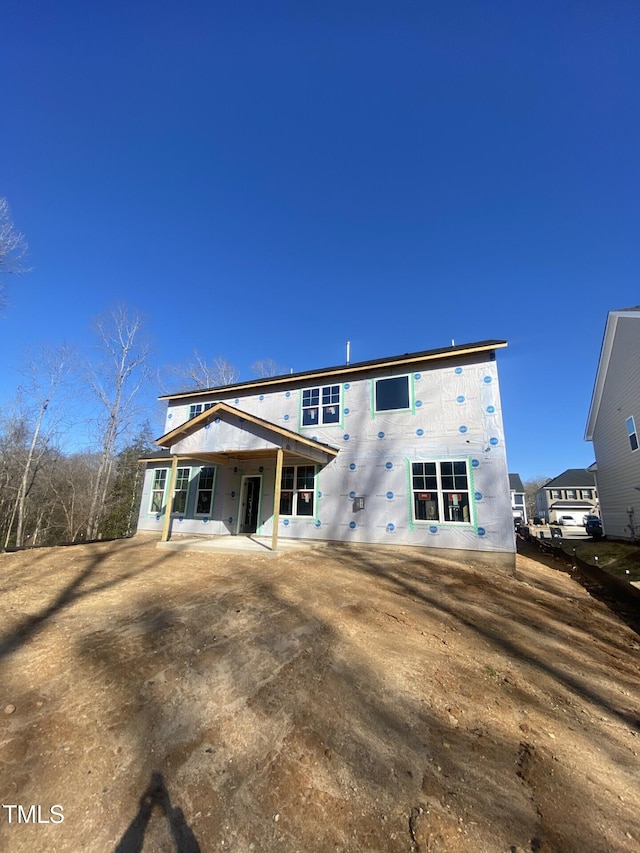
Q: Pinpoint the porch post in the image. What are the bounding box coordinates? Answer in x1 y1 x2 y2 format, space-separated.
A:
161 455 179 542
272 447 284 552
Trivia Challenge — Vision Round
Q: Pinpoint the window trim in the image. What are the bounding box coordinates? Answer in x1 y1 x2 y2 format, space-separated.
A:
373 374 413 414
279 463 317 517
300 384 343 429
409 458 474 526
171 466 191 516
626 416 638 452
189 402 214 420
149 468 168 515
194 466 217 518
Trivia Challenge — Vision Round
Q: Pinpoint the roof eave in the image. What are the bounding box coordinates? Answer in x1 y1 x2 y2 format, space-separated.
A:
159 339 508 402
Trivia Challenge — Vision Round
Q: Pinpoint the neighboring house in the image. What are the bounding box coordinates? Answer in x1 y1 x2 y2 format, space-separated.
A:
509 473 527 525
585 307 640 540
534 469 598 525
137 340 516 567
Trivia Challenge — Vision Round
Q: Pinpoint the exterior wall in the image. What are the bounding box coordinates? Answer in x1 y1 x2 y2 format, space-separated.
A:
590 316 640 539
535 491 549 520
139 352 515 556
511 491 527 524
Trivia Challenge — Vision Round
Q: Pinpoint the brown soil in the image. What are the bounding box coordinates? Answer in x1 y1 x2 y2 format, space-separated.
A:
0 535 639 853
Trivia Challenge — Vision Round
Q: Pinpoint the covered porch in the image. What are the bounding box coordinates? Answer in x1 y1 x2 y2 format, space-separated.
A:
155 402 339 551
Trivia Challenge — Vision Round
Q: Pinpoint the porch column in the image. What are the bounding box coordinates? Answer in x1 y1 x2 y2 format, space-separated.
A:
271 447 284 552
161 455 179 542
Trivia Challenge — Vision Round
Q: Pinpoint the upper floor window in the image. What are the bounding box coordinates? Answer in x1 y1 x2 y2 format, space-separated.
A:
550 489 561 500
375 375 410 412
302 385 341 426
626 416 638 451
581 489 593 500
411 460 471 524
566 489 577 500
189 402 214 420
514 494 524 506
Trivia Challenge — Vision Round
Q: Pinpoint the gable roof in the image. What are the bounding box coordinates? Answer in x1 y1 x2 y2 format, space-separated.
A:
585 307 640 440
159 339 508 402
155 401 339 463
542 468 596 489
509 473 525 492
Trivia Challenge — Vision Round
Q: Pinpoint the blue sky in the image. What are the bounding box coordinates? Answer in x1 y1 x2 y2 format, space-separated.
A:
2 1 639 481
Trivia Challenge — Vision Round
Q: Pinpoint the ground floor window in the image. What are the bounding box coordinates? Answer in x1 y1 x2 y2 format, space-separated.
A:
172 467 191 514
412 460 471 523
195 466 216 516
149 469 167 513
280 464 316 516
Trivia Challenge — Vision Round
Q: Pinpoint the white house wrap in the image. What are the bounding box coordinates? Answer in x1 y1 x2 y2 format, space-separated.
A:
138 340 516 567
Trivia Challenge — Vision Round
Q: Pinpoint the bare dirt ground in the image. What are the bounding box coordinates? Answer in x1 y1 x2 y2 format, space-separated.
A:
0 535 639 853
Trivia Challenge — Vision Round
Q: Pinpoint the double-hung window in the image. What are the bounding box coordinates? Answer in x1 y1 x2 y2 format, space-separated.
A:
195 466 216 516
189 402 214 420
280 464 316 516
149 469 167 513
626 416 638 451
302 385 341 426
172 467 190 514
411 460 471 524
374 375 410 412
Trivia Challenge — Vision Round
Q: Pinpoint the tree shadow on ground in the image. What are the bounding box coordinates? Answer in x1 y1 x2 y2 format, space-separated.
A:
0 538 172 661
334 544 640 730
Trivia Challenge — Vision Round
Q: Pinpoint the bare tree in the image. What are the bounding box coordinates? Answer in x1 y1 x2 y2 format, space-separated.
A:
166 350 240 390
2 346 73 549
0 197 29 311
85 307 150 540
251 358 287 378
524 476 552 521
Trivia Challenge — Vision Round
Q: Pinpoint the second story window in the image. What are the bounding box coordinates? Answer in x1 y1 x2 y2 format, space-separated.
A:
189 402 214 420
302 385 341 426
374 375 410 412
627 416 638 451
566 489 577 500
551 489 561 500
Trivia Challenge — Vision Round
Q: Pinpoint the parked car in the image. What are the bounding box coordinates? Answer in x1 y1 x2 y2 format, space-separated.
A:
558 515 577 526
585 516 603 538
583 514 600 527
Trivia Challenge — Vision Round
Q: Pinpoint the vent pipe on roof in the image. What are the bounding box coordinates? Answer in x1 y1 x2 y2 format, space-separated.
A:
346 341 351 364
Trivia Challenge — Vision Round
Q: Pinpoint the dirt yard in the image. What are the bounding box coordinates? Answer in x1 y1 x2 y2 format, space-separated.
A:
0 535 639 853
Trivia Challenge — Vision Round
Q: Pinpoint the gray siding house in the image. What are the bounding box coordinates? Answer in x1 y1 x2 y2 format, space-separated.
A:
509 473 527 525
138 340 516 567
585 307 640 540
534 469 598 525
